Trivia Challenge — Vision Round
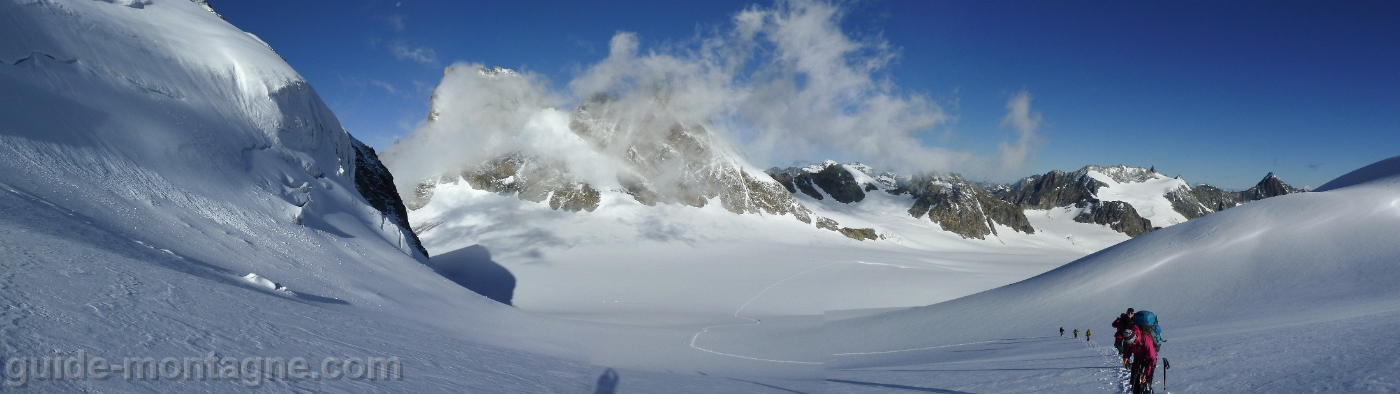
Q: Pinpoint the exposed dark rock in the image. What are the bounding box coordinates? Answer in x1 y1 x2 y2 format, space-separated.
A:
979 182 1013 199
619 175 661 206
811 217 876 240
408 181 436 211
568 95 815 222
1190 184 1241 212
897 173 1035 239
1166 183 1242 220
998 165 1159 236
1073 199 1158 237
794 174 823 200
351 139 430 258
1088 165 1159 183
809 164 866 203
409 68 818 226
1000 166 1305 236
457 153 602 212
839 227 879 241
770 171 798 194
189 0 224 19
549 183 601 212
1167 173 1305 220
1001 169 1108 210
765 163 867 202
1240 172 1305 201
767 163 1034 240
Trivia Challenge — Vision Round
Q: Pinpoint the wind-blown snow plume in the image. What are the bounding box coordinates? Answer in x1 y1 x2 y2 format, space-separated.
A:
387 0 1045 197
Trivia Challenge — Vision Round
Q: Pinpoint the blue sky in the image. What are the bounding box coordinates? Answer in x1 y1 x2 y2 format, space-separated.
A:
218 1 1399 190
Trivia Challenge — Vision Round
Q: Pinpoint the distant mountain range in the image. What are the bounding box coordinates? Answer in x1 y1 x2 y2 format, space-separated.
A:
768 162 1303 239
390 66 1304 243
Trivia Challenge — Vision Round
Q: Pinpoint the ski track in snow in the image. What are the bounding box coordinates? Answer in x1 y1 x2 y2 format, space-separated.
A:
831 336 1054 356
1089 338 1172 394
685 260 1073 367
687 262 847 365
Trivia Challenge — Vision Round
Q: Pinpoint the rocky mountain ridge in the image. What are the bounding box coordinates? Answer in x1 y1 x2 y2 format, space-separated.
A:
772 163 1305 239
767 162 1034 240
352 140 431 257
1168 172 1308 219
395 68 1304 243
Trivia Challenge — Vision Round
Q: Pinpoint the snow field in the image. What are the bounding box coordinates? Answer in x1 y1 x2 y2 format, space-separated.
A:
824 156 1400 392
8 1 1398 392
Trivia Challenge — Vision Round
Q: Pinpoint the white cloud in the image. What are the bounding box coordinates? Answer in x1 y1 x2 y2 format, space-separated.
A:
387 0 1049 190
560 0 1041 174
561 0 997 174
997 91 1044 177
390 41 436 65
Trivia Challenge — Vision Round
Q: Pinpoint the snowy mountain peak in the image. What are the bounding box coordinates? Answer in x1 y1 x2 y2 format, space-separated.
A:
769 162 1034 239
187 0 222 18
388 66 894 242
1081 164 1162 184
1314 154 1400 192
0 4 540 391
1003 165 1298 236
844 162 876 177
477 66 520 78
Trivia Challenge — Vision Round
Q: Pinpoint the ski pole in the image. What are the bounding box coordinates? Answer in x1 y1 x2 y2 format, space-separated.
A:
1163 358 1170 392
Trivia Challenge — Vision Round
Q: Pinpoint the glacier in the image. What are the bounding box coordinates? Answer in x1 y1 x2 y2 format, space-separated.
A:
3 0 1398 393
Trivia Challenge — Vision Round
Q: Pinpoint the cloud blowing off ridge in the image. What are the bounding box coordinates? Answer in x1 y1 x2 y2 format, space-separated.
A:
386 0 1043 194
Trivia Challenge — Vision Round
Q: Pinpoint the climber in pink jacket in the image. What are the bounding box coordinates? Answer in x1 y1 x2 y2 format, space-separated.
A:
1128 323 1157 391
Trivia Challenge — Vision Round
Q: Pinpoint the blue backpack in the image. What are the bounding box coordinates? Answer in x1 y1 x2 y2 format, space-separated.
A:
1132 310 1166 348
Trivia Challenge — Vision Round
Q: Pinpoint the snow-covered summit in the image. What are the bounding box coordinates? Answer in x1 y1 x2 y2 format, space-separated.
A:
386 64 888 241
1 2 596 391
765 162 1305 240
1314 154 1400 192
1083 164 1159 183
767 162 1034 239
1002 164 1304 236
477 65 520 78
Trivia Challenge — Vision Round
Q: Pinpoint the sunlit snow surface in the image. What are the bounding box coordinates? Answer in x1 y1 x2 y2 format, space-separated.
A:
0 1 592 392
413 179 1127 324
409 172 1136 382
825 157 1400 392
1083 169 1192 227
6 0 1400 392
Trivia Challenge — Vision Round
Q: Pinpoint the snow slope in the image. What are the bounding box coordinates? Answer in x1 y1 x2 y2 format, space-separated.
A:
407 166 1126 383
11 1 1392 392
0 1 601 391
826 155 1400 392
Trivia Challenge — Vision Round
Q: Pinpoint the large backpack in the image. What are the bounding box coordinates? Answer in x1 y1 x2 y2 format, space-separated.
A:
1131 310 1166 348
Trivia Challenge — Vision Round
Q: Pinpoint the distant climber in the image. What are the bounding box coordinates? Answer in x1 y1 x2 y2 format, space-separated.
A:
1073 329 1079 339
1060 327 1065 337
1086 329 1092 341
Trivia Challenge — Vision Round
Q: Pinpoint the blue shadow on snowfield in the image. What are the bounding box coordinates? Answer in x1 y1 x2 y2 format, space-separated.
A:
427 245 516 306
